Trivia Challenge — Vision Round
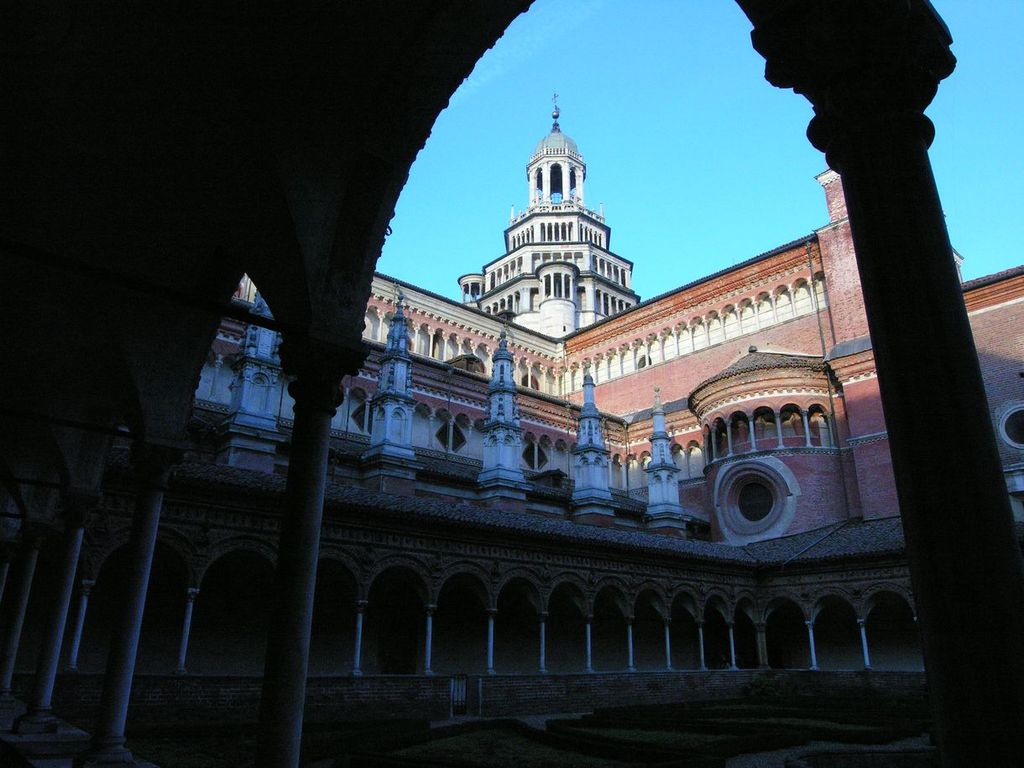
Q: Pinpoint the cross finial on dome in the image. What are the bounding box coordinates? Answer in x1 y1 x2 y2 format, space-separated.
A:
551 92 560 132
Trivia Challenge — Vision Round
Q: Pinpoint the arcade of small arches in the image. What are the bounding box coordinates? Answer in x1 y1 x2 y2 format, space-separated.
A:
361 308 559 394
54 538 922 680
509 221 608 249
702 403 834 462
571 274 827 391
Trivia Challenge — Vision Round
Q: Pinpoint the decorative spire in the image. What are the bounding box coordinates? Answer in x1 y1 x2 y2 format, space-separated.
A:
551 92 561 132
385 288 409 354
654 386 663 410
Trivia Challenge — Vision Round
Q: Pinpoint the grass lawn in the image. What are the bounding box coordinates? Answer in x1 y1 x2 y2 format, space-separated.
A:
392 728 637 768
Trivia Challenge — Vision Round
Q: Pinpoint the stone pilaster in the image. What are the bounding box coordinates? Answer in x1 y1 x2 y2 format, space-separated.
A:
218 294 285 472
478 331 527 500
571 366 614 521
362 290 422 492
644 388 687 533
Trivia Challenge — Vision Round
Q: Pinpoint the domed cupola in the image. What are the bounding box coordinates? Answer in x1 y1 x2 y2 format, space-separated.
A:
527 99 586 206
533 106 580 157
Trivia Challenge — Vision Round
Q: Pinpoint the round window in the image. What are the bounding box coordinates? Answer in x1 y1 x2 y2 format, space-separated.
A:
737 481 774 522
1004 409 1024 447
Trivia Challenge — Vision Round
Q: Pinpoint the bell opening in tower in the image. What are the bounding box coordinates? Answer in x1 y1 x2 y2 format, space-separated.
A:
550 164 564 203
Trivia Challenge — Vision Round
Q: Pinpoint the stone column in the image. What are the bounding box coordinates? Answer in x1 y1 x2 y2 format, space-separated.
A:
542 163 551 202
486 609 496 675
697 620 707 671
0 536 42 698
663 620 672 670
625 619 635 672
584 616 593 673
255 339 359 768
755 621 769 669
65 579 95 672
725 422 733 455
0 558 9 608
84 445 178 765
424 606 435 675
801 410 812 448
747 4 1024 761
175 588 200 675
727 622 738 670
805 620 818 671
352 601 366 676
749 417 758 452
538 613 547 674
775 413 785 448
16 494 91 733
857 618 872 671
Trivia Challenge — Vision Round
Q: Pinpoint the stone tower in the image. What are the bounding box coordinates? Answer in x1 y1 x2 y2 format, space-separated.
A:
459 100 640 336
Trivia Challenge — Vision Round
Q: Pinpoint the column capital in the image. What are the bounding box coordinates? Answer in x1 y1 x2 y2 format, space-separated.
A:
185 587 200 602
754 621 766 632
538 611 548 622
79 578 96 594
857 617 866 627
805 619 815 628
425 604 437 616
486 607 498 617
745 0 956 165
279 336 367 416
355 599 368 612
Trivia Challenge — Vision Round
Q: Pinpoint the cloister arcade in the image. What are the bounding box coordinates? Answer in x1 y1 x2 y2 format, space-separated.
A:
14 534 922 682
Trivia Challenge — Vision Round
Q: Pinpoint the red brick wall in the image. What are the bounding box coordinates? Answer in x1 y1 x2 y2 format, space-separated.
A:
590 315 826 415
817 221 870 346
969 298 1024 466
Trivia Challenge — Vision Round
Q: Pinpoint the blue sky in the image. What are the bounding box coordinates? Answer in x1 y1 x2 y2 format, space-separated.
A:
379 1 1024 302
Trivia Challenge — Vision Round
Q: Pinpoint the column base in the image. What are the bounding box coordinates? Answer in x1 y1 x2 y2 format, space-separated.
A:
351 669 363 677
0 720 90 766
15 710 60 734
78 743 158 767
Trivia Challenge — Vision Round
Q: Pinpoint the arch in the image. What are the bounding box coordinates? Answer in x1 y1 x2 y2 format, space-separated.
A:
77 540 193 675
633 587 667 671
765 597 810 669
191 549 277 674
669 589 701 670
778 403 805 444
812 594 861 670
807 403 832 447
729 411 752 453
434 570 490 674
310 557 359 675
702 595 732 669
197 537 278 586
752 406 777 445
546 579 587 673
864 590 923 670
732 597 759 669
365 559 431 605
364 565 427 674
592 583 630 671
494 577 542 673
